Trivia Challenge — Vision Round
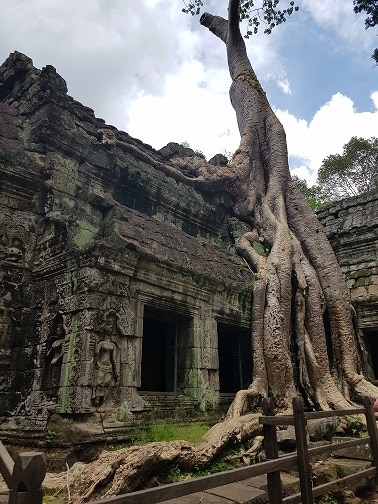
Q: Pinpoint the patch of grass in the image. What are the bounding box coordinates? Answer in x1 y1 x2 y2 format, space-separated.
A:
43 490 68 504
134 421 210 444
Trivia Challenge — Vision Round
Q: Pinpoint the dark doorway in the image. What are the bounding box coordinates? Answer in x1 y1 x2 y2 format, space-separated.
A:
140 307 190 392
218 324 252 393
365 329 378 378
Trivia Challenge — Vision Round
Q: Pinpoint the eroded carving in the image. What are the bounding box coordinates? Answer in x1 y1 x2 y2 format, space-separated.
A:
92 311 120 406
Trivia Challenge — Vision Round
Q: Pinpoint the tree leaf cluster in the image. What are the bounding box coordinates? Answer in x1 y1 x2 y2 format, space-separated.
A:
317 136 378 200
293 136 378 210
291 175 327 211
182 0 299 36
353 0 378 62
239 0 299 37
182 0 203 16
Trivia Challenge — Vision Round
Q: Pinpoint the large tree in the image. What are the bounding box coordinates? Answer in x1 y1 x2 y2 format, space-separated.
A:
170 0 378 415
318 136 378 201
68 1 378 499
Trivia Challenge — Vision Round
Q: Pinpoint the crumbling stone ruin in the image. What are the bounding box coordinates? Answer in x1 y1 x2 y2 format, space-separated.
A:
0 51 377 441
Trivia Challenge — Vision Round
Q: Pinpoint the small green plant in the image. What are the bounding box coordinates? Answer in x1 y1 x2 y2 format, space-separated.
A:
45 429 56 445
193 457 239 477
249 402 262 414
344 415 364 437
111 443 126 451
156 463 183 482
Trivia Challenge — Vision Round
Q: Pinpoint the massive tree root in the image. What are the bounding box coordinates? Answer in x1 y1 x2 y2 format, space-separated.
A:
68 414 262 502
129 0 377 415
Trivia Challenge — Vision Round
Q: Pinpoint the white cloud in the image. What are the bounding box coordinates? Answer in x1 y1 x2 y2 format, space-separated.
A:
277 92 378 185
301 0 376 54
277 78 292 95
0 0 200 128
371 91 378 109
127 59 239 157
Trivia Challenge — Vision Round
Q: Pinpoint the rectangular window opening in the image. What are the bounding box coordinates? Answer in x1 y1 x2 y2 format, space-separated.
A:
218 324 252 393
140 306 190 393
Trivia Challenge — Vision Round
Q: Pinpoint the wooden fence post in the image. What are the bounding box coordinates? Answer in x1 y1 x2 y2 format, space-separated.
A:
0 441 14 488
8 452 46 504
262 397 283 504
361 395 378 481
292 397 314 504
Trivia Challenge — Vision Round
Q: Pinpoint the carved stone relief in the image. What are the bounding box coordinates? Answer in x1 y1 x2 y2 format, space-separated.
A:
91 311 120 407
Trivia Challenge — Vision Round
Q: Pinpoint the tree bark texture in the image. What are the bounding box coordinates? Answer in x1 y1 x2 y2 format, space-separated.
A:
65 1 378 499
163 0 377 415
112 0 378 414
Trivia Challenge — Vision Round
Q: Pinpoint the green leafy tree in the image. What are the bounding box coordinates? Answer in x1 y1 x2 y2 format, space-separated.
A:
291 175 329 210
318 137 378 201
353 0 378 63
184 1 378 62
174 0 378 416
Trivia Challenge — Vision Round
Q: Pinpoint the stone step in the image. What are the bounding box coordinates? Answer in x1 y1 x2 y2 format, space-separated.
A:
158 472 300 504
158 456 376 504
139 394 199 412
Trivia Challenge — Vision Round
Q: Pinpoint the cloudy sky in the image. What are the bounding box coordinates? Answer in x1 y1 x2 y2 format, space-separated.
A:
1 0 377 185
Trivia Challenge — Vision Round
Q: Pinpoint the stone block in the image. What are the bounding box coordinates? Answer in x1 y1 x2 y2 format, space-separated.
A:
331 436 372 461
206 481 266 503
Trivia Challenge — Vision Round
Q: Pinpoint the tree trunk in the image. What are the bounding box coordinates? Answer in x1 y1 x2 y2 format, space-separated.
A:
66 1 377 499
196 0 378 415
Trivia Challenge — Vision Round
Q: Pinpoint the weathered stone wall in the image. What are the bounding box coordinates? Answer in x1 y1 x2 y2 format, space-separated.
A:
0 52 377 441
0 52 254 436
317 192 378 330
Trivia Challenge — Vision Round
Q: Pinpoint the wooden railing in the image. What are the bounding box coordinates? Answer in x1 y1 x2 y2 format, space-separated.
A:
0 441 46 504
0 396 377 504
261 395 378 504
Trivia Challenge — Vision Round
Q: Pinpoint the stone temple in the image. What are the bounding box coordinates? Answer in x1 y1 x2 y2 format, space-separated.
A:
0 52 377 443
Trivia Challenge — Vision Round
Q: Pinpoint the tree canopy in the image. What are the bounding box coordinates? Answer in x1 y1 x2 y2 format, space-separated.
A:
183 0 378 61
317 136 378 201
353 0 378 62
183 0 299 35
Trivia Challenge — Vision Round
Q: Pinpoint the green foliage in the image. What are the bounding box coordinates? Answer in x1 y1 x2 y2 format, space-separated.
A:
344 415 365 437
317 136 378 201
239 0 299 37
134 421 210 444
292 136 378 209
291 175 330 211
353 0 378 62
45 429 56 445
193 453 241 476
315 495 338 504
182 0 299 36
354 0 378 28
182 0 204 16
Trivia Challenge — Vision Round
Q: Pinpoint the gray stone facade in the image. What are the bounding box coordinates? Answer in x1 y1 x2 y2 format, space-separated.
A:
0 52 377 439
0 52 253 435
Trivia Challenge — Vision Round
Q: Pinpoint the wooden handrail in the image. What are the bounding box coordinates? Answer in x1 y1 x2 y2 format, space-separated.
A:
0 441 14 487
86 396 378 504
0 442 46 504
1 396 376 504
